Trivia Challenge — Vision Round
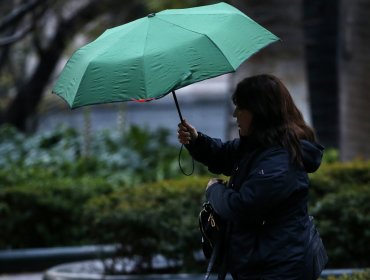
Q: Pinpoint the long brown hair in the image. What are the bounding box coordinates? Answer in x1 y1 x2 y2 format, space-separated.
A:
232 74 316 163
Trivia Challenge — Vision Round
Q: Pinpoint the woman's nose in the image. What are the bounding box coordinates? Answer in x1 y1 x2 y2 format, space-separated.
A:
232 108 237 118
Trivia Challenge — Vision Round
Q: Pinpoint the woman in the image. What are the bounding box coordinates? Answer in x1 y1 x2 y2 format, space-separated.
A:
178 74 324 280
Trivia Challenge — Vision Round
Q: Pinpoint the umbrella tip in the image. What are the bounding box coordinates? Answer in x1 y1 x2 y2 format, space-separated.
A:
148 13 156 18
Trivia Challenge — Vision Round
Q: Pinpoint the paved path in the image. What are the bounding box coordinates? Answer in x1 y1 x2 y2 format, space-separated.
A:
0 273 43 280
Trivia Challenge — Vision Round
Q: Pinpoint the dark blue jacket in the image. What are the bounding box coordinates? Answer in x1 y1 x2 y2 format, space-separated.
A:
187 133 324 280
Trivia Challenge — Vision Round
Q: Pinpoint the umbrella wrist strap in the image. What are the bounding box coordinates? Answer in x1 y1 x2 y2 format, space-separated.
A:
178 144 194 176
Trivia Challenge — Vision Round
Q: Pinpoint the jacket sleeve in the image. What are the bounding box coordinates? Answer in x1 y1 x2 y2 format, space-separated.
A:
206 148 306 224
185 132 238 176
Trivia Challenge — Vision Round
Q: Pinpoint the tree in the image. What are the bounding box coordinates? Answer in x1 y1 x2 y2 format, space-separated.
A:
339 0 370 160
0 0 146 132
146 0 217 10
303 0 370 160
302 0 340 148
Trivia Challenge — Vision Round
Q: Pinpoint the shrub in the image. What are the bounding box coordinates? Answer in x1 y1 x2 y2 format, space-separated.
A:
310 184 370 268
309 160 370 201
321 269 370 280
0 176 115 249
84 176 209 272
0 124 208 185
307 160 370 268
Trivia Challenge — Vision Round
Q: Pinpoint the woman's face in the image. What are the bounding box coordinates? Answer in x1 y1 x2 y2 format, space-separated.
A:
233 106 253 136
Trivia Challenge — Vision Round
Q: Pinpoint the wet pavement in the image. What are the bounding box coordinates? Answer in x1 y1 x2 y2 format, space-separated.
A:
0 273 43 280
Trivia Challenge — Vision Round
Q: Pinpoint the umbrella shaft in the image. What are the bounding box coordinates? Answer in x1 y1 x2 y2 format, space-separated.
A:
172 91 184 123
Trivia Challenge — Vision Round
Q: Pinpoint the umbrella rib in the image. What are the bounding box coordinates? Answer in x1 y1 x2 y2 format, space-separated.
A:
66 21 147 107
154 16 236 71
155 13 279 71
141 19 151 100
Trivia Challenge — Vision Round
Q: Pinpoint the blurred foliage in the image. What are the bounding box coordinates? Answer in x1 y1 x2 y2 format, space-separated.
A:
308 160 370 269
0 124 207 185
309 160 370 201
310 184 370 268
1 125 370 272
145 0 219 11
0 177 113 248
322 148 340 164
84 176 209 273
0 124 210 271
320 270 370 280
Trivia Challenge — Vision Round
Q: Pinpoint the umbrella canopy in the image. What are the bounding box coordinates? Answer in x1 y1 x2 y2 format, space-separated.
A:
53 2 279 111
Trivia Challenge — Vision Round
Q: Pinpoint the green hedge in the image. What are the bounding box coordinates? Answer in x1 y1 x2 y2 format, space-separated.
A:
1 162 370 270
321 270 370 280
83 176 208 271
310 184 370 268
309 161 370 268
0 175 114 248
0 175 209 272
309 161 370 200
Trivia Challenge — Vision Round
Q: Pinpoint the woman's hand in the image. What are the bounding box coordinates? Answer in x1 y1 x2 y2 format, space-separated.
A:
177 120 198 145
206 178 225 191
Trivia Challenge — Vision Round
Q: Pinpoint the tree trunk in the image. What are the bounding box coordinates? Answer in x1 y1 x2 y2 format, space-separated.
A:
302 0 340 148
3 35 66 132
339 0 370 160
0 0 145 133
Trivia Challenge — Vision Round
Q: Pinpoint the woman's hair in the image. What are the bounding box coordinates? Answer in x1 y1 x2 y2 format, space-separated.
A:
232 74 316 164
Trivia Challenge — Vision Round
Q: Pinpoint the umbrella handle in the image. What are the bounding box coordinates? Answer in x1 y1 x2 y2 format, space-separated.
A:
172 90 184 123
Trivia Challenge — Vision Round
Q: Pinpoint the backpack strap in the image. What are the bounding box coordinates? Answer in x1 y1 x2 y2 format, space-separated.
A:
203 240 220 280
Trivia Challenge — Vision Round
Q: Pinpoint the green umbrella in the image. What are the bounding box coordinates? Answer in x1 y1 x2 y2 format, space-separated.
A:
53 2 279 121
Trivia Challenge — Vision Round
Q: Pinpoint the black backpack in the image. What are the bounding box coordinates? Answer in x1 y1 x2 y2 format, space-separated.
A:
199 201 225 280
199 201 224 260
